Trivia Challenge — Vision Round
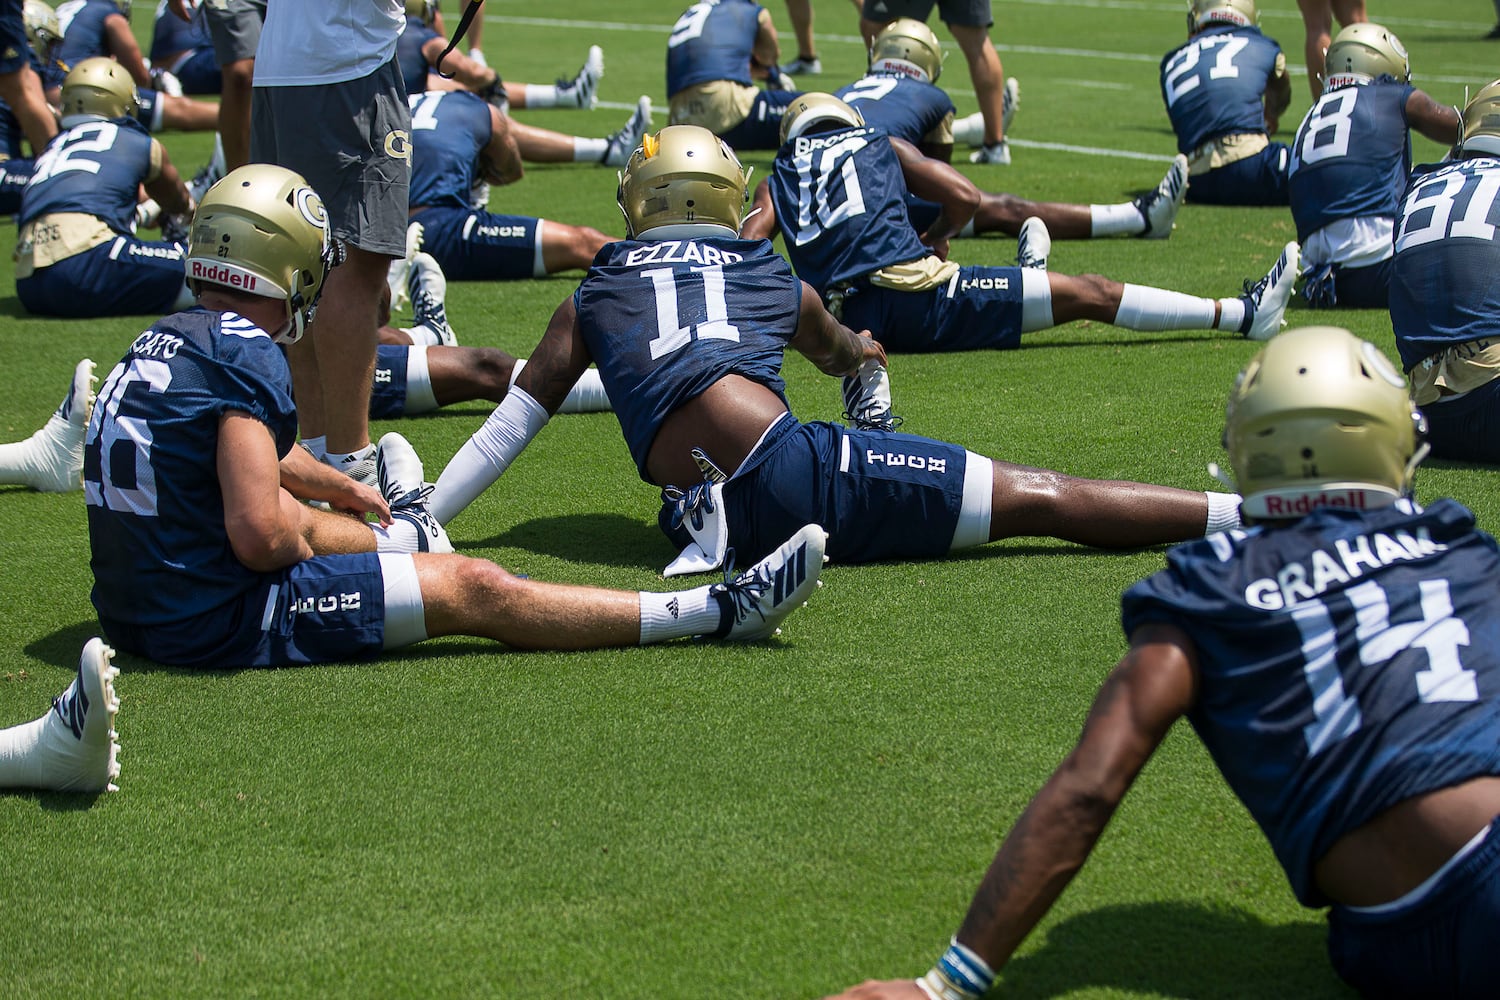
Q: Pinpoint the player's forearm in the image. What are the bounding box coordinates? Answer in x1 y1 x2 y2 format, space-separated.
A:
227 491 315 571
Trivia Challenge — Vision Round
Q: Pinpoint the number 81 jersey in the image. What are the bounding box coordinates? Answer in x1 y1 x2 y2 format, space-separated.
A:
1121 500 1500 907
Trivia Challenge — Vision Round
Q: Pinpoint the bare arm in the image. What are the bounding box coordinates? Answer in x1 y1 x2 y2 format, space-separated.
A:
482 106 525 186
1407 89 1461 148
421 35 499 93
891 136 978 255
143 145 192 216
219 412 316 572
1264 60 1293 133
741 178 780 243
105 14 153 87
511 296 594 415
787 282 886 377
752 9 781 69
823 625 1200 1000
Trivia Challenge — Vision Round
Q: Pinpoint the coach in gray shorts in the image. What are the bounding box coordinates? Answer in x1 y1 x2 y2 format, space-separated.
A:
249 0 411 487
859 0 1014 163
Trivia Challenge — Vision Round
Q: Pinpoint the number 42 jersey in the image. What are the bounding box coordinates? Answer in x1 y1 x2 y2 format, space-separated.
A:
1122 500 1500 907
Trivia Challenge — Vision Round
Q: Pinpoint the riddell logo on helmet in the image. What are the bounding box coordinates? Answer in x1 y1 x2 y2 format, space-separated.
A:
189 260 259 292
1262 490 1370 516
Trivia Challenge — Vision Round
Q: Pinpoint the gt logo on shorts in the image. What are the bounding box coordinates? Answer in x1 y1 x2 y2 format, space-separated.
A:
865 450 947 474
384 129 412 161
292 593 364 614
959 276 1009 293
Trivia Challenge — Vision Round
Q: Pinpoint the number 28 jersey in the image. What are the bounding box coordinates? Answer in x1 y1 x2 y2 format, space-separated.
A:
573 237 801 481
1288 81 1413 242
1122 500 1500 907
84 309 299 629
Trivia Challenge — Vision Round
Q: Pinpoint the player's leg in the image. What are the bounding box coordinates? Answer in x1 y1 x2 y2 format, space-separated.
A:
0 359 95 492
0 58 56 154
159 92 220 131
539 219 614 274
943 2 1009 162
783 0 821 74
510 46 603 110
982 456 1241 547
0 638 120 793
425 346 514 409
203 0 265 170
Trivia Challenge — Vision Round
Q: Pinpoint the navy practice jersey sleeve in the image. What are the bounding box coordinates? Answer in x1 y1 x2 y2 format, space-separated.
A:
1122 500 1500 907
85 309 299 629
1390 157 1500 369
1160 25 1283 153
573 237 801 480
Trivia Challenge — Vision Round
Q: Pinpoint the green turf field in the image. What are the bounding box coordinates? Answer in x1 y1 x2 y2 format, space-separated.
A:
2 1 1496 996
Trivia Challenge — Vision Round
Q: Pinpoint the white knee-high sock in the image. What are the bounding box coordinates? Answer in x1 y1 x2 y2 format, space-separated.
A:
1115 284 1222 331
1090 202 1148 237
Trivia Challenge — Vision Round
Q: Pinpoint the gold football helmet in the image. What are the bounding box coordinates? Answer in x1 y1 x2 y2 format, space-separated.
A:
1222 326 1426 519
1187 0 1257 32
1323 23 1409 88
616 125 749 239
869 17 944 84
404 0 435 25
779 92 865 145
1458 79 1500 157
59 58 140 125
23 1 60 58
185 165 336 345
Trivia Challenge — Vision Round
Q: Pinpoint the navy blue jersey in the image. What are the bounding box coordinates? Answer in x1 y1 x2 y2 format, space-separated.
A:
1289 81 1413 242
1122 500 1500 907
0 97 23 159
1160 24 1282 153
55 0 121 66
19 116 153 233
407 89 489 210
666 0 762 95
396 15 439 97
834 73 955 147
768 124 930 294
149 0 210 59
1390 157 1500 370
573 237 800 480
85 308 299 629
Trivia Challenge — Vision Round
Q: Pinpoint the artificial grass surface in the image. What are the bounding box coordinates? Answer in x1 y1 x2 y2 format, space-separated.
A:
2 1 1496 996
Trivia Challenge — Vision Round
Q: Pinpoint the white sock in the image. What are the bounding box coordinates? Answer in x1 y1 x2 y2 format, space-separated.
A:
1114 284 1218 331
0 413 80 491
372 521 423 554
638 586 721 643
401 324 445 348
1215 297 1248 332
572 137 608 162
952 111 984 146
1206 491 1243 534
524 83 562 108
300 435 327 461
510 359 611 413
1090 202 1147 237
325 444 375 468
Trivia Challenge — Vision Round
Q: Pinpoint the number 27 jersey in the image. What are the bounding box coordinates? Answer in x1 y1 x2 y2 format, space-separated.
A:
1122 500 1500 907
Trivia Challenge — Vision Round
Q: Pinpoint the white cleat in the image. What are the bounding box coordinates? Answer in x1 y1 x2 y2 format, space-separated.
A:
1241 242 1301 342
36 638 121 793
1001 76 1020 135
783 55 822 75
1 359 97 492
407 251 455 346
969 139 1011 165
559 45 604 110
604 96 653 167
387 222 425 315
1015 216 1051 270
376 433 453 554
1135 154 1189 240
712 524 828 641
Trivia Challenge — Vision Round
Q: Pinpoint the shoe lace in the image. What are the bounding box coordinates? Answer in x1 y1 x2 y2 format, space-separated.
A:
710 549 772 633
843 404 903 432
386 482 435 513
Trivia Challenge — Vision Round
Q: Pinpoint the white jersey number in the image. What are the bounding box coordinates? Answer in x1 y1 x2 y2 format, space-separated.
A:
1395 168 1500 252
83 358 174 518
1163 35 1250 107
790 134 868 247
1291 578 1475 757
641 265 742 360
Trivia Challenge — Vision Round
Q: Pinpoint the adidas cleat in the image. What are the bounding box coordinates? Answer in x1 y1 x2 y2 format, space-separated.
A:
377 433 453 554
712 524 827 641
1015 216 1050 270
558 45 604 110
604 96 654 167
1134 154 1188 240
1240 242 1301 342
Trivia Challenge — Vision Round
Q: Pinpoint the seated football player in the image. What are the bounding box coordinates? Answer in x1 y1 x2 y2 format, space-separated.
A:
15 59 197 318
84 163 824 670
746 94 1297 354
1287 23 1458 309
0 638 120 793
845 18 1188 242
1162 0 1293 206
824 325 1500 1000
49 0 219 132
148 0 221 95
407 88 622 279
0 0 63 213
0 360 95 493
429 125 1247 573
666 0 803 151
1390 80 1500 466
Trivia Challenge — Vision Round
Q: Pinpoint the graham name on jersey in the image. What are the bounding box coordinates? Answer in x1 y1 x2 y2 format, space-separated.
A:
624 241 745 267
1214 524 1450 611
